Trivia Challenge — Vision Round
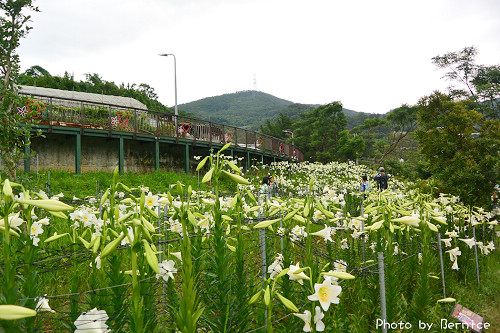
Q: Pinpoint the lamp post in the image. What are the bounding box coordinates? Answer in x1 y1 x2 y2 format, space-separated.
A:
282 129 294 145
159 53 178 125
283 129 296 161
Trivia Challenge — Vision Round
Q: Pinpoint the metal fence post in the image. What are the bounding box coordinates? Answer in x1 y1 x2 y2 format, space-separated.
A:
98 190 103 217
472 226 480 286
157 204 162 263
378 252 387 333
437 232 446 298
280 212 284 254
258 195 268 329
361 203 366 265
46 171 51 196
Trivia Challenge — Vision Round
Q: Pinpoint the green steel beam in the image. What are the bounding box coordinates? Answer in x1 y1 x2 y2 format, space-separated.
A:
119 136 124 174
24 137 30 173
155 140 160 171
246 151 250 170
185 144 190 174
75 133 81 174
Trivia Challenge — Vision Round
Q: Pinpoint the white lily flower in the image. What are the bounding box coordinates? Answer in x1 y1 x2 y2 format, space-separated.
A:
294 310 312 332
30 222 44 238
120 227 134 246
445 230 458 238
314 306 325 331
171 252 182 263
145 192 158 209
445 247 461 262
38 217 50 225
156 260 177 282
74 308 110 333
307 276 342 311
310 225 333 242
37 190 49 200
313 210 325 222
441 238 452 247
170 220 183 235
4 213 24 231
90 255 101 270
35 296 55 313
287 262 310 285
267 254 283 280
333 260 347 273
459 238 476 248
340 238 349 249
392 213 420 226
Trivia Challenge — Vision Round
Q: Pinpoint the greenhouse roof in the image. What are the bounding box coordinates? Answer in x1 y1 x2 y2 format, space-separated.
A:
19 85 147 110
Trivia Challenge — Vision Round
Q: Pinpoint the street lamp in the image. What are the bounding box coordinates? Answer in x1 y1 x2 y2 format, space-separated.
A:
159 53 178 117
282 129 294 145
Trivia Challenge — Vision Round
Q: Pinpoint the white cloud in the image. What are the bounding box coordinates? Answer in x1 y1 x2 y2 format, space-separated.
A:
18 0 500 114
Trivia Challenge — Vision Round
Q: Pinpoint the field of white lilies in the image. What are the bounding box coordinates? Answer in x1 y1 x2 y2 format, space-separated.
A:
0 143 498 332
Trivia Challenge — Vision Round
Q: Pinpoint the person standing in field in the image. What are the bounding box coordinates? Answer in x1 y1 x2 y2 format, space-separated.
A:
260 176 270 194
373 167 389 190
360 175 371 194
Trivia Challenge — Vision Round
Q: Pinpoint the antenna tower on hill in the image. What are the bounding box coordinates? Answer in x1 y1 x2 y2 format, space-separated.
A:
253 73 258 92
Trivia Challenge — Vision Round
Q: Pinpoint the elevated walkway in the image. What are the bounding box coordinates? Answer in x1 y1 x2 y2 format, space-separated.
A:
18 89 302 174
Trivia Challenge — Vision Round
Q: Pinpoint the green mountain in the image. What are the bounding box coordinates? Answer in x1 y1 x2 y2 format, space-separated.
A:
178 90 293 129
179 90 381 130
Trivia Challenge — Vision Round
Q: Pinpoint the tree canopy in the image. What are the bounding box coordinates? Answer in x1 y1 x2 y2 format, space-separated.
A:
415 91 500 206
0 1 39 178
432 46 500 119
18 67 170 113
293 102 347 162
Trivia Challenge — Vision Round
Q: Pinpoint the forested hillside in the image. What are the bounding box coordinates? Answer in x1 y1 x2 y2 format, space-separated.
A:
179 90 379 130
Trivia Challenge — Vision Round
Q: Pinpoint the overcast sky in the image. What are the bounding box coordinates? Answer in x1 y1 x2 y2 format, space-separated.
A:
18 0 500 114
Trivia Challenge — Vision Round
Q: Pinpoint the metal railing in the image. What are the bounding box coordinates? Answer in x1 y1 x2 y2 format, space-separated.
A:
18 92 303 161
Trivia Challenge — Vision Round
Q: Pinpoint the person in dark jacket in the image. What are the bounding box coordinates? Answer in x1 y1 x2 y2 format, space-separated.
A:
373 167 389 190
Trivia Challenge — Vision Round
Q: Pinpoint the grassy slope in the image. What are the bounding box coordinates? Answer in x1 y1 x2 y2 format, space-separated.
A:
13 170 213 199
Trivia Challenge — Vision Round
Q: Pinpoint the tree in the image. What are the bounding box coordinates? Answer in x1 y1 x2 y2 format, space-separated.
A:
473 65 500 119
432 46 500 119
351 117 389 160
432 46 478 97
415 91 500 207
336 130 365 162
0 0 39 178
377 104 418 162
293 102 347 162
259 113 293 139
19 67 171 113
23 64 51 78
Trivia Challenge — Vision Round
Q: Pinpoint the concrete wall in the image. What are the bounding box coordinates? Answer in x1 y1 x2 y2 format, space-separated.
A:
28 133 187 173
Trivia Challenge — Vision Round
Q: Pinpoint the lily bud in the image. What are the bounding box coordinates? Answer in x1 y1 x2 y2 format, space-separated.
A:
0 305 37 320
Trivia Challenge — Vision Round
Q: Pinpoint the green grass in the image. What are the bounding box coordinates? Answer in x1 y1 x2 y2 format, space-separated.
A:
446 249 500 331
11 170 216 199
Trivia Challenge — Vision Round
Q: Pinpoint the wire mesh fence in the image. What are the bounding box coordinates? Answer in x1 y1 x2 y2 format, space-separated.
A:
1 170 497 332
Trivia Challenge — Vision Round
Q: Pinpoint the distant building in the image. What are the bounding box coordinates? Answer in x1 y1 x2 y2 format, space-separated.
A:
19 85 147 110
